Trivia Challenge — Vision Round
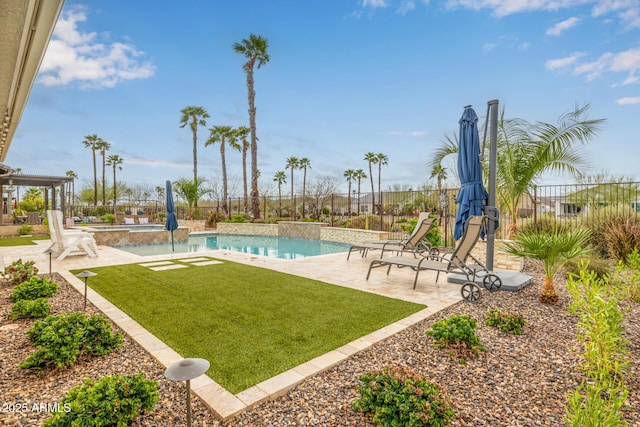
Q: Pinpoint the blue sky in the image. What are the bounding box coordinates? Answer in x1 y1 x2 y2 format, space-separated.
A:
7 0 640 197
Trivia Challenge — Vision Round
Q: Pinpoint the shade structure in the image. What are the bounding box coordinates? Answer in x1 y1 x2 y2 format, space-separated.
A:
165 180 179 251
454 106 488 241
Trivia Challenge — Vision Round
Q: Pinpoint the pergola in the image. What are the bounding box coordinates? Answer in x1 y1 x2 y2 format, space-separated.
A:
0 163 72 224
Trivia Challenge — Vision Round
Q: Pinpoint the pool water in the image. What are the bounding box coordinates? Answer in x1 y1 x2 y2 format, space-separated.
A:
114 234 350 259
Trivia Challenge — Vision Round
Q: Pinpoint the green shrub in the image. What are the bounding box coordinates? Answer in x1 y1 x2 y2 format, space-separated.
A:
484 308 526 334
353 366 454 427
2 259 38 286
10 276 58 302
610 249 640 303
43 373 159 427
18 223 34 235
565 257 613 281
585 207 639 259
21 313 123 370
100 213 115 225
519 217 573 235
10 298 52 319
426 315 485 357
229 213 248 223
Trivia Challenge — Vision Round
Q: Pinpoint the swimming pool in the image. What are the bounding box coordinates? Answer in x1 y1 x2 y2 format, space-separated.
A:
114 234 350 259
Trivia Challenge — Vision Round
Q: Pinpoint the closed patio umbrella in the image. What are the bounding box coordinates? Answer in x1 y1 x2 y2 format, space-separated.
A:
454 106 488 241
165 180 178 251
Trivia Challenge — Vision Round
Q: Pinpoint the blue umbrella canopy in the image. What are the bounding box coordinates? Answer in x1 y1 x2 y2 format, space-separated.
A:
165 180 178 250
454 106 488 240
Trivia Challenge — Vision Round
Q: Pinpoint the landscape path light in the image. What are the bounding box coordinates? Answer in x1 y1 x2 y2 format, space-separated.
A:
43 248 54 277
75 270 97 311
164 358 210 427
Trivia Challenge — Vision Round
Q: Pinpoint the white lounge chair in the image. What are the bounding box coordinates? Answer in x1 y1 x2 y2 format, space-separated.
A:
46 210 98 261
138 217 149 224
123 217 135 225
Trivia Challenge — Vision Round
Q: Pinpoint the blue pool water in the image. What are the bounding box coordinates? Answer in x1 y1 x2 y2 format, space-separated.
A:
115 234 349 259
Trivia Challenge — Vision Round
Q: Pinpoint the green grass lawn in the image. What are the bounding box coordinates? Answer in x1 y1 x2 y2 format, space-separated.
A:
0 236 50 246
72 257 425 394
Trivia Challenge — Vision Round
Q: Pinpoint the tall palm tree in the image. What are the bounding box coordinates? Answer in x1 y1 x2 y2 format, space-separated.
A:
65 170 78 207
344 169 356 215
364 152 378 215
376 153 388 214
429 164 448 192
233 34 270 219
179 106 210 190
97 139 111 205
428 104 604 238
298 157 311 218
500 226 591 303
234 125 251 213
82 134 101 205
206 125 236 215
273 171 286 217
106 154 123 213
355 169 367 215
286 156 299 220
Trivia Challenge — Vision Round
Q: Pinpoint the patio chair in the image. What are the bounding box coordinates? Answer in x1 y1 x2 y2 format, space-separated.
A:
123 217 135 225
138 217 149 224
366 215 502 302
346 213 436 260
46 210 98 261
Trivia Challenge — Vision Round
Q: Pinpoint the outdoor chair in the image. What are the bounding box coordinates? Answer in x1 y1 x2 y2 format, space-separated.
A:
366 215 502 302
123 217 135 225
347 213 437 260
46 210 98 261
138 217 149 224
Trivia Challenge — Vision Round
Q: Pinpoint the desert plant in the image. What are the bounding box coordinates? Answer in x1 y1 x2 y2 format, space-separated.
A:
426 314 485 357
10 276 58 302
500 226 591 304
565 257 613 281
11 298 52 319
353 366 455 427
609 249 640 303
100 213 115 225
2 259 38 286
603 217 640 264
43 373 159 427
21 313 123 370
585 206 639 259
484 308 526 334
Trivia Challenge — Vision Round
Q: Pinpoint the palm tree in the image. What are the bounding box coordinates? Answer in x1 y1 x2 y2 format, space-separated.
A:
500 226 591 303
106 154 123 213
97 138 111 205
206 125 236 215
82 134 101 205
298 157 311 218
179 106 210 191
344 169 356 215
234 126 251 213
376 153 388 214
430 163 449 232
286 157 299 220
364 152 378 215
428 104 605 238
273 171 286 217
355 169 367 215
233 34 270 219
173 177 208 220
65 170 77 207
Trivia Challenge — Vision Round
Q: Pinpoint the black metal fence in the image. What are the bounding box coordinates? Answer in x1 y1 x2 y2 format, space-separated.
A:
62 181 640 242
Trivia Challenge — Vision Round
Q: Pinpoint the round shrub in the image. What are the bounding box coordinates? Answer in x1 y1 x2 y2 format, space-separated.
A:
10 276 58 302
426 314 485 355
2 259 38 286
10 298 52 320
353 366 454 427
43 373 159 427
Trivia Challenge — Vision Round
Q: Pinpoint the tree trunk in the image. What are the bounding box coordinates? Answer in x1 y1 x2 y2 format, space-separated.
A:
247 59 260 220
539 275 559 304
221 140 228 215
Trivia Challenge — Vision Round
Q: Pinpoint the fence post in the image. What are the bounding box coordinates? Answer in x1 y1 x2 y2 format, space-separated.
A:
331 194 334 226
533 185 537 229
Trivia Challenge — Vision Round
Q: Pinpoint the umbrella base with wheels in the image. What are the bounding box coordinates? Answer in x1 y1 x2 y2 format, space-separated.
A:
448 270 533 292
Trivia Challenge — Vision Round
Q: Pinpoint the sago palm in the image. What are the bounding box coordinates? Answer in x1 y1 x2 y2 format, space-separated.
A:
500 226 591 304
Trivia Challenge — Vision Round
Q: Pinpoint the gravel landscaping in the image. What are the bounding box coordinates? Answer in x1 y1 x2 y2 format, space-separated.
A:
1 261 638 426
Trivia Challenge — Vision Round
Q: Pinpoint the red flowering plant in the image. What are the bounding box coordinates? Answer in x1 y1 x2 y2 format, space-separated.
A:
2 259 39 286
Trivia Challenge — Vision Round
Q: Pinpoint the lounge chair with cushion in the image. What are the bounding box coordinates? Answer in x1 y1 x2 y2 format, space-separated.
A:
138 217 149 224
366 215 502 302
123 217 135 225
347 213 436 260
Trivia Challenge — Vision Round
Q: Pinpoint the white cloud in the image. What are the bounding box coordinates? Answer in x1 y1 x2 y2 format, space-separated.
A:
546 16 580 36
397 0 416 15
38 8 155 88
410 130 427 136
573 52 613 80
444 0 588 17
126 158 191 168
545 52 585 70
567 48 640 84
592 0 640 29
616 96 640 105
362 0 388 8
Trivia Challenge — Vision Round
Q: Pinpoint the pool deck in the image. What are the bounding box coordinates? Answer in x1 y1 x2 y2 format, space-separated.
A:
1 241 463 420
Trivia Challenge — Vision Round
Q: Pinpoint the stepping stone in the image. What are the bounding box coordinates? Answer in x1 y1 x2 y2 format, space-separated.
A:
150 264 188 271
177 257 211 263
140 261 174 267
190 260 223 266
